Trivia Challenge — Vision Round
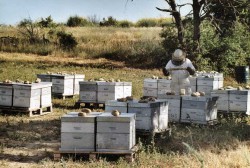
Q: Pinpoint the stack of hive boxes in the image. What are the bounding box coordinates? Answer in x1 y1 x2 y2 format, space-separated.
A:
60 112 101 152
13 82 52 109
78 81 132 103
211 89 250 115
0 82 52 110
96 113 135 152
37 73 85 97
60 112 136 152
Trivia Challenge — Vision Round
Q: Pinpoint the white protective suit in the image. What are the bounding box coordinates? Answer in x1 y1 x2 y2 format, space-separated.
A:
165 56 195 95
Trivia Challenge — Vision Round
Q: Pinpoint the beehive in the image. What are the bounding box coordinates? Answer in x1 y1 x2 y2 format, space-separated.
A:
105 100 129 113
60 112 101 152
97 82 124 103
128 100 168 132
196 73 223 95
211 90 230 112
157 94 181 122
40 82 52 107
13 83 42 109
181 96 218 124
143 78 158 97
123 82 132 98
37 73 85 96
79 81 99 102
73 74 85 95
0 82 14 106
96 112 136 152
229 90 250 115
157 79 171 95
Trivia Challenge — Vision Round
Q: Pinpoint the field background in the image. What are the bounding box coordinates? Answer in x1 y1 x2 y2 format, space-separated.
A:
0 27 249 168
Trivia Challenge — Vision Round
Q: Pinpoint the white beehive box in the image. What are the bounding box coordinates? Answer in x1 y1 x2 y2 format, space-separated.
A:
143 78 158 97
157 94 181 122
0 83 14 106
79 81 99 102
181 96 218 124
105 100 129 113
13 83 44 109
73 74 85 95
51 75 74 96
37 74 85 96
229 90 250 115
197 77 219 95
60 111 101 152
123 82 132 97
189 76 197 92
157 79 171 95
128 100 168 132
96 112 136 152
97 82 124 103
40 82 52 107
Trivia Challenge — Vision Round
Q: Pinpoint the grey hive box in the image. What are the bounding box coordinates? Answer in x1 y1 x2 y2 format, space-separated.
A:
0 82 15 106
228 90 250 115
96 112 136 152
211 90 230 112
37 73 85 96
105 100 129 113
143 78 158 97
13 83 44 109
79 81 104 102
156 94 181 123
181 95 218 124
128 100 168 132
97 82 124 103
157 79 171 95
60 111 102 152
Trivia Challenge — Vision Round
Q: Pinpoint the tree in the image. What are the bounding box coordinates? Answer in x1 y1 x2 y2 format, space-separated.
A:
38 15 55 28
18 18 40 43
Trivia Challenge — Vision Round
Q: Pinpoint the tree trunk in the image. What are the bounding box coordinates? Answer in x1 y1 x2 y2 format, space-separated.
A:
168 0 185 49
192 0 202 53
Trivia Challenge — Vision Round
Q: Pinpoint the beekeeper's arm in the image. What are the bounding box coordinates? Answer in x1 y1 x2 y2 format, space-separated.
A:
186 59 195 75
162 60 172 76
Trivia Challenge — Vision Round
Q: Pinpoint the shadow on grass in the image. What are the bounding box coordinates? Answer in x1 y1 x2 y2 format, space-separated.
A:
0 115 60 163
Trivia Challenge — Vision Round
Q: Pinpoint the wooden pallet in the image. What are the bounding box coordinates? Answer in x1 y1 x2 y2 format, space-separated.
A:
74 101 105 109
54 145 138 162
0 105 53 117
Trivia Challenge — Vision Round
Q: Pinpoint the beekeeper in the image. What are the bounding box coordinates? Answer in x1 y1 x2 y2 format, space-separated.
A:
162 49 195 95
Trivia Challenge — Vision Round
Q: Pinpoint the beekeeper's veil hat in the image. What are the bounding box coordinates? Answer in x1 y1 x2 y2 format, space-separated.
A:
172 49 186 61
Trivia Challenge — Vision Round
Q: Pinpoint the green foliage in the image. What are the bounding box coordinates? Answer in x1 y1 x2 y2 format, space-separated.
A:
100 16 118 27
38 15 56 28
117 20 134 28
136 18 158 27
66 15 89 27
57 31 78 50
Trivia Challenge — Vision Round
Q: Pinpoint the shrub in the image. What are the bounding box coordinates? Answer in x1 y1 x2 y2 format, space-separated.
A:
136 18 158 27
57 31 78 50
100 16 118 27
67 16 89 27
118 20 134 28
